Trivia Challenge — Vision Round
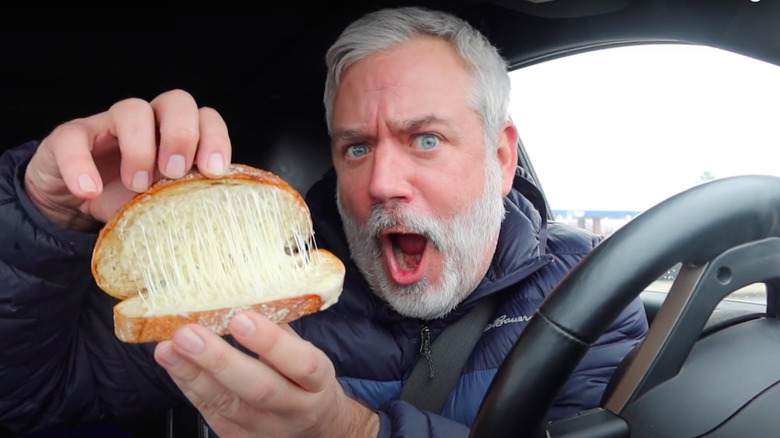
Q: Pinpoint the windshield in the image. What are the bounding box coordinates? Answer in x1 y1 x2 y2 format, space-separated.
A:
508 44 780 304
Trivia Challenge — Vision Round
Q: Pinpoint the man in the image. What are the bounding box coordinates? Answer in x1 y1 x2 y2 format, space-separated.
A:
0 6 648 438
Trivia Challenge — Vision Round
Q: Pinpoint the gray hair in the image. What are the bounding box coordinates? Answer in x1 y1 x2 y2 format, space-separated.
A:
323 6 511 151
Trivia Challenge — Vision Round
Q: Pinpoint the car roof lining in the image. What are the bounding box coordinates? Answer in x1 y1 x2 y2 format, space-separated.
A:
487 0 631 19
2 1 778 153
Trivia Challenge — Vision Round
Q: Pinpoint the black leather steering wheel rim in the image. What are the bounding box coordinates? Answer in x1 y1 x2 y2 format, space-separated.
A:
470 174 780 438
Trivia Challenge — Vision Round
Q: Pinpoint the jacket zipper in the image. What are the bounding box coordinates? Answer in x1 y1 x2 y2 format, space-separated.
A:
420 324 435 378
412 256 553 382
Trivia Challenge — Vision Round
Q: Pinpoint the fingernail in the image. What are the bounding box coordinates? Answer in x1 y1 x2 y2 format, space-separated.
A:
232 313 256 337
131 171 149 192
173 327 205 354
207 153 225 176
166 154 186 178
78 174 97 193
158 343 182 366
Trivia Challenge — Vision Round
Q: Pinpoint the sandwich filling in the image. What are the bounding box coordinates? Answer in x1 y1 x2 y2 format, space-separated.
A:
114 181 341 315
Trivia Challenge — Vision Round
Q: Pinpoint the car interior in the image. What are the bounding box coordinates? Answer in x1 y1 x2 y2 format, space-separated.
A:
3 1 780 436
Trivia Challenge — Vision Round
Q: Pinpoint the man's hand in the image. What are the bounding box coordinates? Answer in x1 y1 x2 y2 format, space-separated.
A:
154 311 380 438
24 89 232 231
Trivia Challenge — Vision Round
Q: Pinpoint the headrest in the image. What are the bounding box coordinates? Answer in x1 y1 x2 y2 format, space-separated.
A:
233 119 333 197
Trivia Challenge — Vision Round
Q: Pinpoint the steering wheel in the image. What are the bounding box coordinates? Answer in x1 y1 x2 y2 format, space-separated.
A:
470 174 780 438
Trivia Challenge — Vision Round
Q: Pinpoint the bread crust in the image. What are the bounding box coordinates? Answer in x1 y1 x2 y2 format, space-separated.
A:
114 294 324 343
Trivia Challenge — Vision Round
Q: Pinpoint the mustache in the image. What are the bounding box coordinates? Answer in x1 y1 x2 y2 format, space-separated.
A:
364 203 441 249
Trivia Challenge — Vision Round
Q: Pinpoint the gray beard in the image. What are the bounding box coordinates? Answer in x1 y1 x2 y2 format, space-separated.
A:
337 157 506 320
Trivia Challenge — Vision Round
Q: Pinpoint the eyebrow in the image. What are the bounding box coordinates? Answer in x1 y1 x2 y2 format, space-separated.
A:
391 115 451 133
332 115 455 143
331 128 366 143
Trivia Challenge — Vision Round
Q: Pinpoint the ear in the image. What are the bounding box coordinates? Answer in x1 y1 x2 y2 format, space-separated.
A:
495 122 519 196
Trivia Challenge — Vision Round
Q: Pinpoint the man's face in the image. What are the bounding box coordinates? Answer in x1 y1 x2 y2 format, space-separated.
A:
331 36 516 319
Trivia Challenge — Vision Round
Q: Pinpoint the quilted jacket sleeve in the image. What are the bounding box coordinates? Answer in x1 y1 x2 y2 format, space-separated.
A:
0 142 183 435
375 403 470 438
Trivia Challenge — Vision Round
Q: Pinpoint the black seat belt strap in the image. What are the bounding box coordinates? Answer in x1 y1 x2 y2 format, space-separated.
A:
400 293 501 413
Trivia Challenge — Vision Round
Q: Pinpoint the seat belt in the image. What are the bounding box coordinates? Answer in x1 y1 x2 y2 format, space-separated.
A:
399 293 502 413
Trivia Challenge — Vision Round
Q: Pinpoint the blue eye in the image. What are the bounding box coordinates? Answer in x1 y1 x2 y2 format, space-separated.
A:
415 134 439 150
345 143 369 158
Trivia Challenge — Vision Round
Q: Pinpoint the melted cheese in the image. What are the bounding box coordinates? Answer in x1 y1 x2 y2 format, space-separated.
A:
116 182 339 316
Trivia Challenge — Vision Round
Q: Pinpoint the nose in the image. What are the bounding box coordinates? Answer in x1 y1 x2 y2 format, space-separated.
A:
367 141 412 204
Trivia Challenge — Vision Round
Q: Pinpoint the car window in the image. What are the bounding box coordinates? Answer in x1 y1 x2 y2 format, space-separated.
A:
508 44 780 304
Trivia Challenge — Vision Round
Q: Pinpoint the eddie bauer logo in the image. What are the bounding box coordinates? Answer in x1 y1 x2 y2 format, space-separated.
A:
484 314 533 332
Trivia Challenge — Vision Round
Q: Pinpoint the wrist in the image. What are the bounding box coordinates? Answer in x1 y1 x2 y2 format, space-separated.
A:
349 401 381 438
330 396 380 438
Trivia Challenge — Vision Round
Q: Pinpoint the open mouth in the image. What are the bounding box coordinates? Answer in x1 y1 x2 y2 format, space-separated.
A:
381 231 429 286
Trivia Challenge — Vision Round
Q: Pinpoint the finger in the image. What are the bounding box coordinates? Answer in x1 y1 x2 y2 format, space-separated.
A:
41 119 105 198
150 89 201 179
168 323 307 413
107 98 157 193
157 340 283 438
230 311 333 393
154 341 196 393
155 340 245 420
194 107 231 177
86 179 139 222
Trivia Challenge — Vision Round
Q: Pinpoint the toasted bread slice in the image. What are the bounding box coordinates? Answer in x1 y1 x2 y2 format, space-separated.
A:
91 164 344 343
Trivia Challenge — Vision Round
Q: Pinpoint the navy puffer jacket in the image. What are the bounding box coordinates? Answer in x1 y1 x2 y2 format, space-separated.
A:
0 141 648 437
